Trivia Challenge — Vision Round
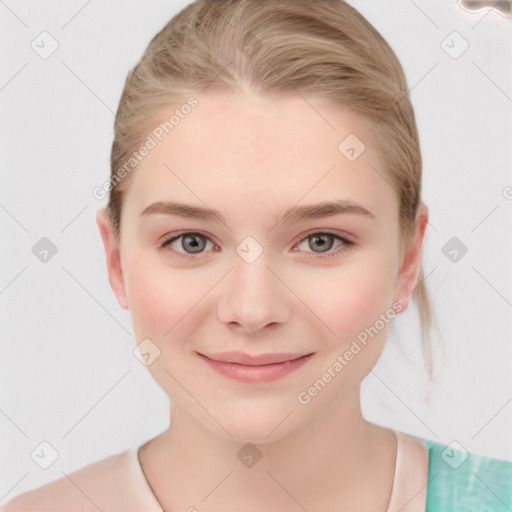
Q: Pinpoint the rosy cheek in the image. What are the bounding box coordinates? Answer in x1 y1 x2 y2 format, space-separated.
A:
126 259 210 343
125 264 176 338
302 263 392 343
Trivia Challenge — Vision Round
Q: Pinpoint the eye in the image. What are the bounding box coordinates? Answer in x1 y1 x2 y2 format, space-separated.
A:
159 230 354 260
160 232 217 259
293 230 354 259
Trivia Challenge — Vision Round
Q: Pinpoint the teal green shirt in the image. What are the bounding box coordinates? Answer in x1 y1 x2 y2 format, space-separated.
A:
423 439 512 511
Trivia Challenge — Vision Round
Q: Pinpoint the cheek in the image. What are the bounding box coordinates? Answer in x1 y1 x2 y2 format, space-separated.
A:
124 257 199 340
297 255 397 343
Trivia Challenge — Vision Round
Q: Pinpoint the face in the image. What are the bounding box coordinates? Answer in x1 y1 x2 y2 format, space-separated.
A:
97 92 427 443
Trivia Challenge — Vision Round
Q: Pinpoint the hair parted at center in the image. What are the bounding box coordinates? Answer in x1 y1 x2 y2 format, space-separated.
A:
107 0 436 376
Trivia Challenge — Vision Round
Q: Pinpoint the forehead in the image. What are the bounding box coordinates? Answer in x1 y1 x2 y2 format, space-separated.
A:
123 92 397 221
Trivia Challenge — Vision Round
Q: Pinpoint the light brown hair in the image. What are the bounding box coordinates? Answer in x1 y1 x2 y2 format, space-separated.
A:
106 0 436 374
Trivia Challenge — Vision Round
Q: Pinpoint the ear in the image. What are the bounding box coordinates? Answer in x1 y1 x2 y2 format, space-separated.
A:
96 208 129 310
394 203 429 312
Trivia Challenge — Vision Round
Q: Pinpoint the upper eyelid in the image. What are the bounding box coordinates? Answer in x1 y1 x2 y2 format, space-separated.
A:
295 229 352 242
162 230 217 246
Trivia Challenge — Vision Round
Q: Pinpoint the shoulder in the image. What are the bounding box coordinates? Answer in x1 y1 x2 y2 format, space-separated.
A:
421 438 512 511
1 448 150 512
395 430 429 461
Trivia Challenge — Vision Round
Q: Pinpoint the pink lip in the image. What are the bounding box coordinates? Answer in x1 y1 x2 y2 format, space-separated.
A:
198 351 314 383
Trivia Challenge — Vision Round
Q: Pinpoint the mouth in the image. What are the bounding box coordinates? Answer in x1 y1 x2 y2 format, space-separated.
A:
197 351 314 383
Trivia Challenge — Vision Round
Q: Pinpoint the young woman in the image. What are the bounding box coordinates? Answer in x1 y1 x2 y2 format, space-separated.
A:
3 1 511 510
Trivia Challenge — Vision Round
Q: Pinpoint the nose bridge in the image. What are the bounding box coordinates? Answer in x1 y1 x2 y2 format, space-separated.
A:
216 243 289 332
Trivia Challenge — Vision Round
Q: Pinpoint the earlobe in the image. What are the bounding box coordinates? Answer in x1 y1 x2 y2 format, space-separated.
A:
96 209 129 310
394 204 429 312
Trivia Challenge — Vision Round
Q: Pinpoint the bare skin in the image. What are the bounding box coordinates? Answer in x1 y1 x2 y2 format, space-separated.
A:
97 91 428 511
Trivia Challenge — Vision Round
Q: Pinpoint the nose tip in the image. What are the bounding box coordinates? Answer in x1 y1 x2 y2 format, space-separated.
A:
216 253 290 334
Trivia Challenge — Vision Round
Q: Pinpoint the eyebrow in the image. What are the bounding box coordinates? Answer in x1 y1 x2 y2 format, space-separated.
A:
139 199 375 226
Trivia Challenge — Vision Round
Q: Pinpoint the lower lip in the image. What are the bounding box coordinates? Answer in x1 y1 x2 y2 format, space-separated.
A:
199 353 314 383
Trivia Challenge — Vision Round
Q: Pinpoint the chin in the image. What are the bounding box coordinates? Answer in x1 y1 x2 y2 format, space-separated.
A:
200 401 301 445
214 422 293 446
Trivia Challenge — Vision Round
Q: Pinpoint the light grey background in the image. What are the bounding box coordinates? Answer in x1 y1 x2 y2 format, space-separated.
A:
1 0 511 503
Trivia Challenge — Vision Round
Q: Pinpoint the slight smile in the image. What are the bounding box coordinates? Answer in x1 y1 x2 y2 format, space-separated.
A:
197 351 315 383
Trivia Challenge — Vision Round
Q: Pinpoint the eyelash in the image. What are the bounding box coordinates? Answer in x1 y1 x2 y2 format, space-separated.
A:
159 230 355 260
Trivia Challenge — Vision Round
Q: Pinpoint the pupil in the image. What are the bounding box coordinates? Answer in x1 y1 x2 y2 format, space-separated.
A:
184 235 204 253
311 234 333 252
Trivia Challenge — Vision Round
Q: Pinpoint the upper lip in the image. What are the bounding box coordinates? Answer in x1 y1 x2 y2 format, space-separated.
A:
199 351 312 366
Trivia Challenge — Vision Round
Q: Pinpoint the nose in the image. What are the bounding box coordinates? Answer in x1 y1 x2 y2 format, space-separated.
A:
216 250 290 334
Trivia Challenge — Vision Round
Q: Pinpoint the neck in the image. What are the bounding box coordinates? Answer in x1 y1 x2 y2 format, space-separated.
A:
140 388 396 511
